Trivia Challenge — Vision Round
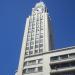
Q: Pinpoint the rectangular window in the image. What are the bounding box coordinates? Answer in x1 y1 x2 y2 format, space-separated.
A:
23 68 36 74
28 30 31 33
39 44 43 47
28 68 35 73
38 59 42 64
32 24 35 29
50 56 59 61
40 39 43 43
23 69 26 74
36 24 39 28
40 25 43 30
31 32 34 36
29 51 33 55
35 35 39 39
28 60 36 65
32 29 34 32
40 35 43 38
28 33 31 37
30 41 34 45
34 50 38 54
27 37 31 41
60 55 68 60
38 66 42 72
25 51 28 56
35 40 39 44
24 61 27 66
26 47 29 50
26 42 29 46
69 53 75 58
35 45 39 48
40 30 43 34
39 49 43 53
31 37 34 40
30 46 33 49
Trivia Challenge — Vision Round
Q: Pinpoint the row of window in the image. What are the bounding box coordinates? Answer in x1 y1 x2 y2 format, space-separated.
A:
28 19 43 28
25 48 43 56
50 53 75 61
26 44 43 50
27 34 43 41
28 26 43 30
51 71 75 75
24 59 42 66
32 13 44 20
28 30 43 37
23 66 42 74
50 60 75 70
28 29 43 35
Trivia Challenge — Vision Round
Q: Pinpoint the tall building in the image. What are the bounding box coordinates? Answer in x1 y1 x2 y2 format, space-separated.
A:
16 1 75 75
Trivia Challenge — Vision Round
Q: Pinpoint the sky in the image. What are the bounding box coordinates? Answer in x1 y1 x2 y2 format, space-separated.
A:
0 0 75 75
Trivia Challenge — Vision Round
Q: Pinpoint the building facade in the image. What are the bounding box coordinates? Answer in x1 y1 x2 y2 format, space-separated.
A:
16 1 75 75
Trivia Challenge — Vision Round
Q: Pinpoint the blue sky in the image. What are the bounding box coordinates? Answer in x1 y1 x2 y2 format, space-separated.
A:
0 0 75 75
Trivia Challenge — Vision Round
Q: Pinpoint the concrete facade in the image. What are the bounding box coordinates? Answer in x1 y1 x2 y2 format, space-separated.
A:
16 1 75 75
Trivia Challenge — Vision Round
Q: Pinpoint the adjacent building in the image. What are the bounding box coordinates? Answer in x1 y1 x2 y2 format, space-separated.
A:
16 1 75 75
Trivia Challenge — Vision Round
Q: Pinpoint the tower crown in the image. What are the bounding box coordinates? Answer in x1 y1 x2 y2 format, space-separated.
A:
35 2 45 8
32 1 47 14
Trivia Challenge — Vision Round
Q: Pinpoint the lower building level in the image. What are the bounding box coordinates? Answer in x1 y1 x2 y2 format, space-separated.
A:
16 46 75 75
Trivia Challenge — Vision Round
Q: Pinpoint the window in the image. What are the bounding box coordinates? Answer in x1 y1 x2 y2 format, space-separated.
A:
39 49 43 53
36 32 39 35
31 32 34 36
38 59 42 64
28 30 31 33
26 42 29 46
23 69 26 74
32 24 35 29
27 37 30 41
36 28 40 31
36 25 39 28
32 29 34 32
60 55 68 60
34 50 38 54
50 61 75 70
40 20 43 25
69 53 75 58
30 41 34 45
35 40 39 44
31 37 34 40
24 62 27 66
23 68 36 74
40 30 43 34
40 26 43 30
25 51 28 55
29 51 33 55
35 45 39 48
40 35 43 38
38 66 42 72
28 60 36 65
28 33 31 37
40 39 43 43
26 47 29 50
39 44 43 47
30 46 33 49
35 35 39 39
36 29 40 32
50 56 59 61
28 68 35 73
